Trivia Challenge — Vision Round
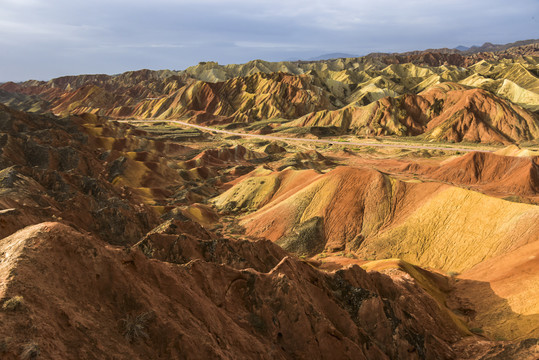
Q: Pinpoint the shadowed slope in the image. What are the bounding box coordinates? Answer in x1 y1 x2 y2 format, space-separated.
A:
0 105 172 243
453 240 539 340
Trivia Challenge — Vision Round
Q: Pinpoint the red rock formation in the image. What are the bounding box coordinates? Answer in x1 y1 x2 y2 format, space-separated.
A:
0 221 467 359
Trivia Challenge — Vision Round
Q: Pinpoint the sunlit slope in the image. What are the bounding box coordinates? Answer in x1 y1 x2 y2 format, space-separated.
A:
45 73 190 117
361 186 538 272
460 60 539 110
421 151 539 196
211 165 539 272
212 167 389 254
496 79 539 112
131 72 334 122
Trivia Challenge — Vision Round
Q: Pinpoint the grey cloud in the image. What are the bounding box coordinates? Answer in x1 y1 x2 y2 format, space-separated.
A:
0 0 537 81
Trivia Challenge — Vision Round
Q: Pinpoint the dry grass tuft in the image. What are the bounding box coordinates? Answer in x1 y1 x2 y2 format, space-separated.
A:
2 296 24 311
20 342 39 359
121 311 154 343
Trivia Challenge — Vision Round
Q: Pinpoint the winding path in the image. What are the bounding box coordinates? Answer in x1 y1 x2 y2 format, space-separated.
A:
119 119 494 153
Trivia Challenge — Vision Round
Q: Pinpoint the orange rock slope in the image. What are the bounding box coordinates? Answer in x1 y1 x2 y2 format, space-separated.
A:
212 163 539 268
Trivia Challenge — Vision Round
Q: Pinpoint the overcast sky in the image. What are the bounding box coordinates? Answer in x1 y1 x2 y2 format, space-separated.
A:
0 0 537 82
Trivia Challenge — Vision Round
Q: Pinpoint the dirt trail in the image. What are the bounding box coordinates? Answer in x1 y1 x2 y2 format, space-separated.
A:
120 119 496 153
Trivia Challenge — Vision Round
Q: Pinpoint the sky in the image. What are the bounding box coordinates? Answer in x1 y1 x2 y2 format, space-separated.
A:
0 0 537 82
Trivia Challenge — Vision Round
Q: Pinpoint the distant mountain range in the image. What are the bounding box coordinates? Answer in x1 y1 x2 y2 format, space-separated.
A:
285 52 359 62
455 39 539 53
307 53 359 61
291 39 539 62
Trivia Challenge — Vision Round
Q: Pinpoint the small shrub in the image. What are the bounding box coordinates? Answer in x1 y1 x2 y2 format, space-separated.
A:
20 342 39 359
121 312 154 343
2 296 24 311
470 327 484 334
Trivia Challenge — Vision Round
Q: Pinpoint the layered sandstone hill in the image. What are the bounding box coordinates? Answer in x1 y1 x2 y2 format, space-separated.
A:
212 165 539 273
0 89 50 114
418 151 539 196
350 146 539 201
1 44 538 144
130 72 335 123
1 69 192 118
1 102 539 358
292 83 539 143
454 240 539 342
